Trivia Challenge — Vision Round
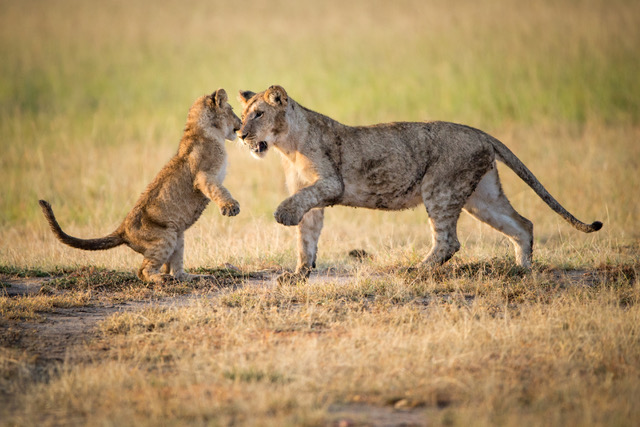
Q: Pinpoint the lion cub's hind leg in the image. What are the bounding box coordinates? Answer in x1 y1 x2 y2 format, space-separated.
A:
137 233 179 284
138 258 173 284
151 233 204 282
164 232 203 282
463 166 534 268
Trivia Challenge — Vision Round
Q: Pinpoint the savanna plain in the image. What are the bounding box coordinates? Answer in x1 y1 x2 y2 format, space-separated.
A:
1 0 639 425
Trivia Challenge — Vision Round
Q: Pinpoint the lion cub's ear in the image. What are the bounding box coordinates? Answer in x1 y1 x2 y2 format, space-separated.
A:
213 88 228 108
264 85 288 107
238 90 256 107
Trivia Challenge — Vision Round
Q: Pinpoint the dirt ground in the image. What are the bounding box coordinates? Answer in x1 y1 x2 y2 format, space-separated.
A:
0 269 352 364
1 274 235 363
0 265 633 365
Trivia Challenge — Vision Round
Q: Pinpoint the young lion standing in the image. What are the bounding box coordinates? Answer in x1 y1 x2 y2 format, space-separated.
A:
238 85 602 284
40 89 242 283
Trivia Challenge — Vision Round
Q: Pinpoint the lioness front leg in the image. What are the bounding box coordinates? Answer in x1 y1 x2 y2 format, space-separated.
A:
274 177 342 226
195 172 240 217
275 163 333 285
273 196 307 226
276 208 324 285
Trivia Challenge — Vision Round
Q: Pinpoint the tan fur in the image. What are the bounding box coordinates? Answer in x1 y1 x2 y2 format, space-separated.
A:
40 89 242 283
238 85 602 284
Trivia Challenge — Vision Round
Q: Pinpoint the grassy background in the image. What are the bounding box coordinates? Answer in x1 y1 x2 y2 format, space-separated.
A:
1 0 639 425
1 0 638 272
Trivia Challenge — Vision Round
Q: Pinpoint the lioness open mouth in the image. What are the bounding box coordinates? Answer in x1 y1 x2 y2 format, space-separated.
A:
251 141 268 154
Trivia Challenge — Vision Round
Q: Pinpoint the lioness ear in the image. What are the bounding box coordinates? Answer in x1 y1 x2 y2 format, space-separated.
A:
265 85 288 107
238 90 256 107
214 88 228 108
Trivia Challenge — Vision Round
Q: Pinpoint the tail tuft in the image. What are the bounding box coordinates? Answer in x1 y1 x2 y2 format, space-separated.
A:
590 221 603 232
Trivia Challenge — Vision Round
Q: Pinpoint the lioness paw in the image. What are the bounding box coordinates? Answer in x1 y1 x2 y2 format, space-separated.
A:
221 200 240 217
274 203 302 226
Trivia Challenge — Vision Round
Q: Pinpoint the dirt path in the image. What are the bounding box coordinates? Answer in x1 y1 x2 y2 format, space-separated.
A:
1 265 632 365
1 275 247 364
3 276 144 363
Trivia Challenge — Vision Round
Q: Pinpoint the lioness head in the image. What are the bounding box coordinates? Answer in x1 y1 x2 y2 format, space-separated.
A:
194 88 242 142
237 85 289 159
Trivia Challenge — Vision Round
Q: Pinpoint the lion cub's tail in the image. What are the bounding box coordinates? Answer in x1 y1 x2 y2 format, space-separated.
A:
488 138 603 233
39 200 125 250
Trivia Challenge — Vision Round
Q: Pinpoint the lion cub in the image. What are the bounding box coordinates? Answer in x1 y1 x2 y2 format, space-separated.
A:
40 89 241 283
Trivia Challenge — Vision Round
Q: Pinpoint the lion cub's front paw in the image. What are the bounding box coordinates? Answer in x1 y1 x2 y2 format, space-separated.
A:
220 200 240 217
274 200 303 226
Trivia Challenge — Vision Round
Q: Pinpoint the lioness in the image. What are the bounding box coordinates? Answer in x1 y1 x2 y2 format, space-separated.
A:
238 85 602 284
40 89 242 283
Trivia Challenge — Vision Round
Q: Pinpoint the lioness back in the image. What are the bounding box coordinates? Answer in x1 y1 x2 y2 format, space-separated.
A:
336 121 496 210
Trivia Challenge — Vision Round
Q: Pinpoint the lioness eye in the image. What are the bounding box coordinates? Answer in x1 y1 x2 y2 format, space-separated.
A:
255 111 263 119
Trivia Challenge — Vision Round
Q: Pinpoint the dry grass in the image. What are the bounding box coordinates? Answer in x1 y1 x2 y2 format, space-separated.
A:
0 292 90 322
2 264 638 426
1 0 639 425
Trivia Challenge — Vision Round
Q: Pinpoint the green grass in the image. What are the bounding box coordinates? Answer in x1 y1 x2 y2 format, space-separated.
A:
2 0 638 126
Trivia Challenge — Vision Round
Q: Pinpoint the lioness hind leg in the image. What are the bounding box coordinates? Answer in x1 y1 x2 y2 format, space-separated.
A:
463 167 533 268
422 212 462 266
420 149 493 267
421 191 465 266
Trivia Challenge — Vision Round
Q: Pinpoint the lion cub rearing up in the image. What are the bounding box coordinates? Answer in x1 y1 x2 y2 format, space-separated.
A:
40 89 241 283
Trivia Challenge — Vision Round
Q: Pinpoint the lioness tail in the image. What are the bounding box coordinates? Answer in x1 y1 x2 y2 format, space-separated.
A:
39 200 125 250
488 139 602 233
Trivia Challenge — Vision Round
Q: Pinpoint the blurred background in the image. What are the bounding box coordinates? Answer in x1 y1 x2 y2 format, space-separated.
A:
1 0 638 271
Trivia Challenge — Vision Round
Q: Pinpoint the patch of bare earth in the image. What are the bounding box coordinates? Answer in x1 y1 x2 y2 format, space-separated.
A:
0 273 239 364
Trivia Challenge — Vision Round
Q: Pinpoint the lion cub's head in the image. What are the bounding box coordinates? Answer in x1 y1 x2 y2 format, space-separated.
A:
189 88 242 143
237 85 289 159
